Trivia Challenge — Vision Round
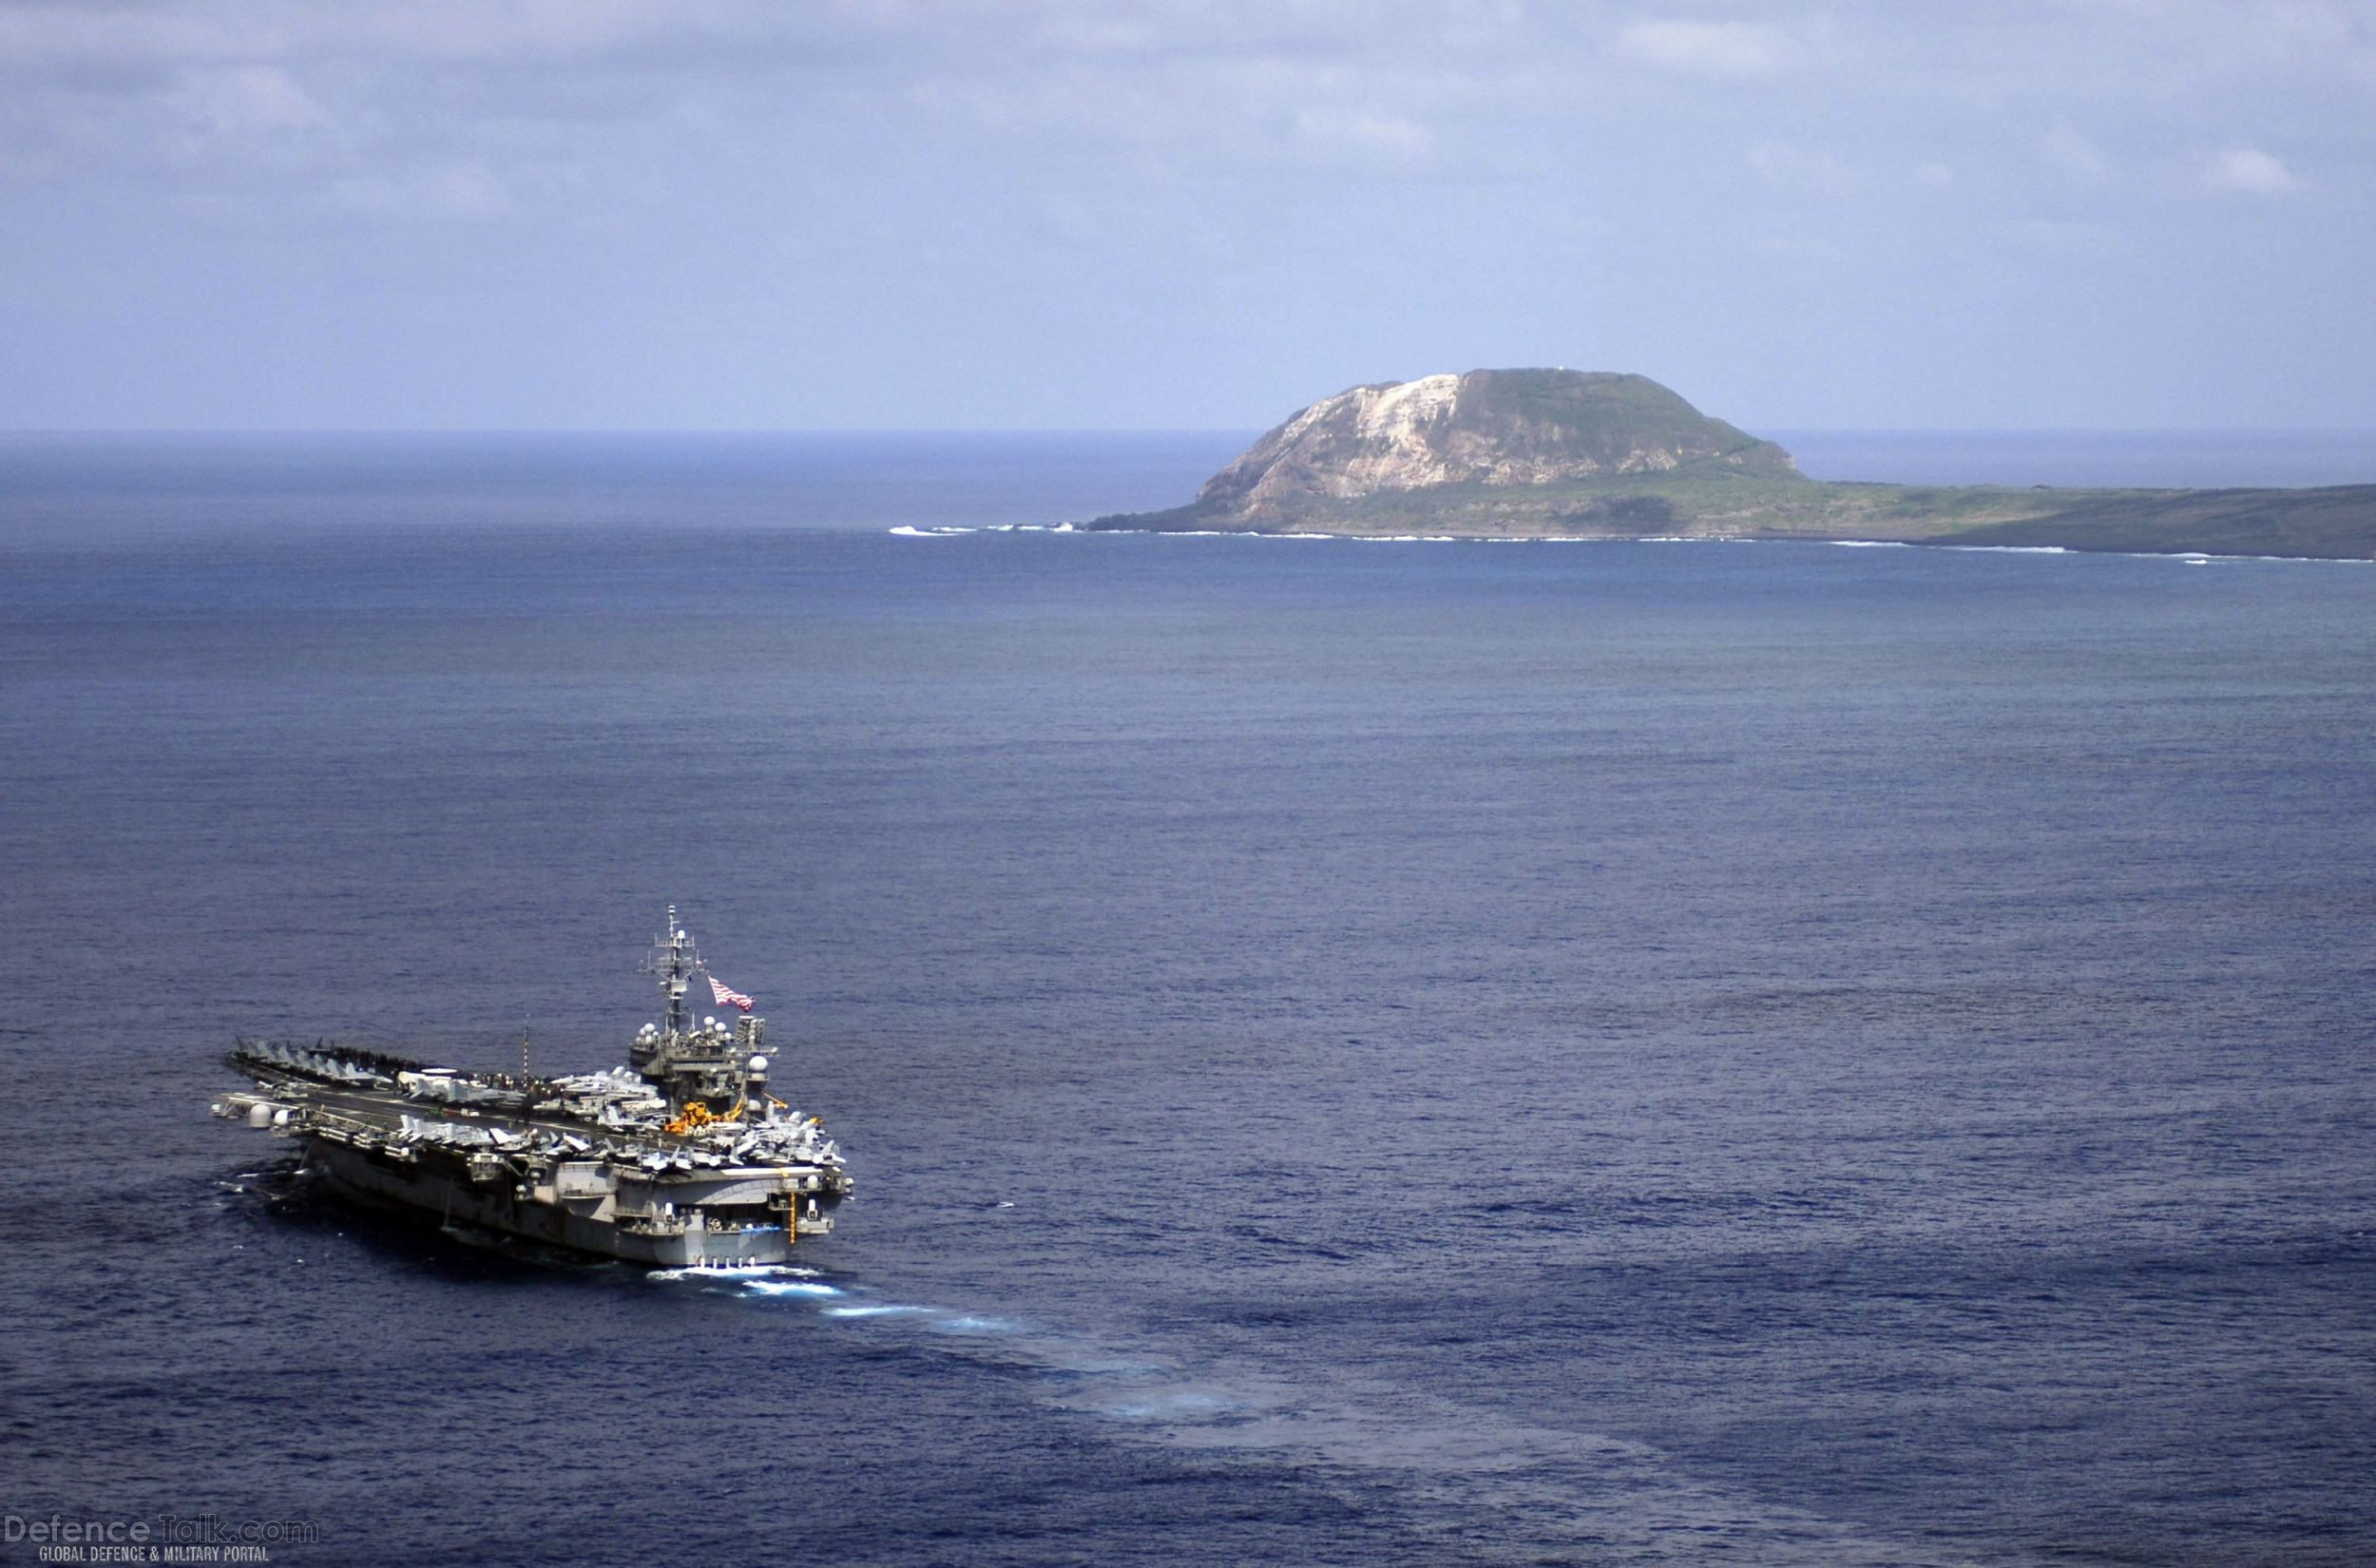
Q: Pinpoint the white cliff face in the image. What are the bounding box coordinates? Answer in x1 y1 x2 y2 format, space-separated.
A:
1329 373 1465 494
1195 369 1785 520
1214 374 1482 506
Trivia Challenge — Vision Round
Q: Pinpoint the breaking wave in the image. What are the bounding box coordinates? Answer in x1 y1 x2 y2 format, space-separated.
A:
889 526 2367 564
890 522 1078 537
1942 544 2069 553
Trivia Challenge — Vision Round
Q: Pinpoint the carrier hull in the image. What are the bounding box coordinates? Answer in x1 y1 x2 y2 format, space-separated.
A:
215 908 854 1266
304 1138 800 1267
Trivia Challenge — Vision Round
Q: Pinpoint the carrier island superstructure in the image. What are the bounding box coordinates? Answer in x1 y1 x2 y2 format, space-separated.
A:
212 909 852 1266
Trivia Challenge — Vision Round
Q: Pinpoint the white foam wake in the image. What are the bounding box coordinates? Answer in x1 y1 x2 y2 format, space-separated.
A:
821 1303 935 1319
744 1278 843 1297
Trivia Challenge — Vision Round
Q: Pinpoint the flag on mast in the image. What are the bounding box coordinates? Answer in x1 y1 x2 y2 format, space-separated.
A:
707 973 754 1013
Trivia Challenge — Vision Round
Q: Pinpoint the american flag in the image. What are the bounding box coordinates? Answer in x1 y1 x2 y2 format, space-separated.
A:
707 973 755 1012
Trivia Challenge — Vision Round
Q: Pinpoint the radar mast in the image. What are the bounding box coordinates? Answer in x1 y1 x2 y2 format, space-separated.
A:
643 906 700 1039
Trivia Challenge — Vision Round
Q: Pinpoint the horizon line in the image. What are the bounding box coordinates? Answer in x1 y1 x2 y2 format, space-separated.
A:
6 425 2376 439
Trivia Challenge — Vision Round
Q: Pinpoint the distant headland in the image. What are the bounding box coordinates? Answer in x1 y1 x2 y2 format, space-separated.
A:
1082 369 2376 560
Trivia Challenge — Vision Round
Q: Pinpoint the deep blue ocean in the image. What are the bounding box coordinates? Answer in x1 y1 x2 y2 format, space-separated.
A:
3 431 2372 1567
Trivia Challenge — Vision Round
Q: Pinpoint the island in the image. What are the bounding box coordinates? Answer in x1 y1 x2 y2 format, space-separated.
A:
1081 369 2376 561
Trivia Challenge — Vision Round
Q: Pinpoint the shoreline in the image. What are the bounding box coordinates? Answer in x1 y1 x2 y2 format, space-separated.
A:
888 524 2376 564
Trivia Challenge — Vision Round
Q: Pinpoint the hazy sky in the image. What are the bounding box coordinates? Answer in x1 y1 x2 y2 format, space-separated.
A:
4 1 2371 430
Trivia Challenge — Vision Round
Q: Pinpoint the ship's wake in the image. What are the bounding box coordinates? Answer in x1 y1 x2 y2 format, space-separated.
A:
645 1261 1985 1567
649 1264 1243 1428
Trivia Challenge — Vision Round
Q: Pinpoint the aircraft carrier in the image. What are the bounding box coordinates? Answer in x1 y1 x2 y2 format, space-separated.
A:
213 908 851 1265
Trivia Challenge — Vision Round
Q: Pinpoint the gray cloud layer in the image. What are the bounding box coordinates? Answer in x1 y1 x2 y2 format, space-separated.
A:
4 0 2370 428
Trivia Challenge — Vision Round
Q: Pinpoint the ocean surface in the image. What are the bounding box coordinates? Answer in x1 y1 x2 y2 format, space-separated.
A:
3 431 2372 1567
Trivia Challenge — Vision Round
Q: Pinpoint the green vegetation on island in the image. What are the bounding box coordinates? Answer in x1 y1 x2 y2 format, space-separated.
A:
1083 370 2376 560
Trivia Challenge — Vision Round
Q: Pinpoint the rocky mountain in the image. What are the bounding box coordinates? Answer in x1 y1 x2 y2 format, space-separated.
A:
1080 368 2376 558
1186 369 1798 526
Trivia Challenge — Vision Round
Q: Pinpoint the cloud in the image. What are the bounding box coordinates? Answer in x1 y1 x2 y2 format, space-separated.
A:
1614 18 1794 77
1293 105 1431 163
0 0 769 67
2202 144 2304 193
2001 214 2118 253
330 162 511 219
1745 141 1854 192
173 65 335 142
2041 121 2112 181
